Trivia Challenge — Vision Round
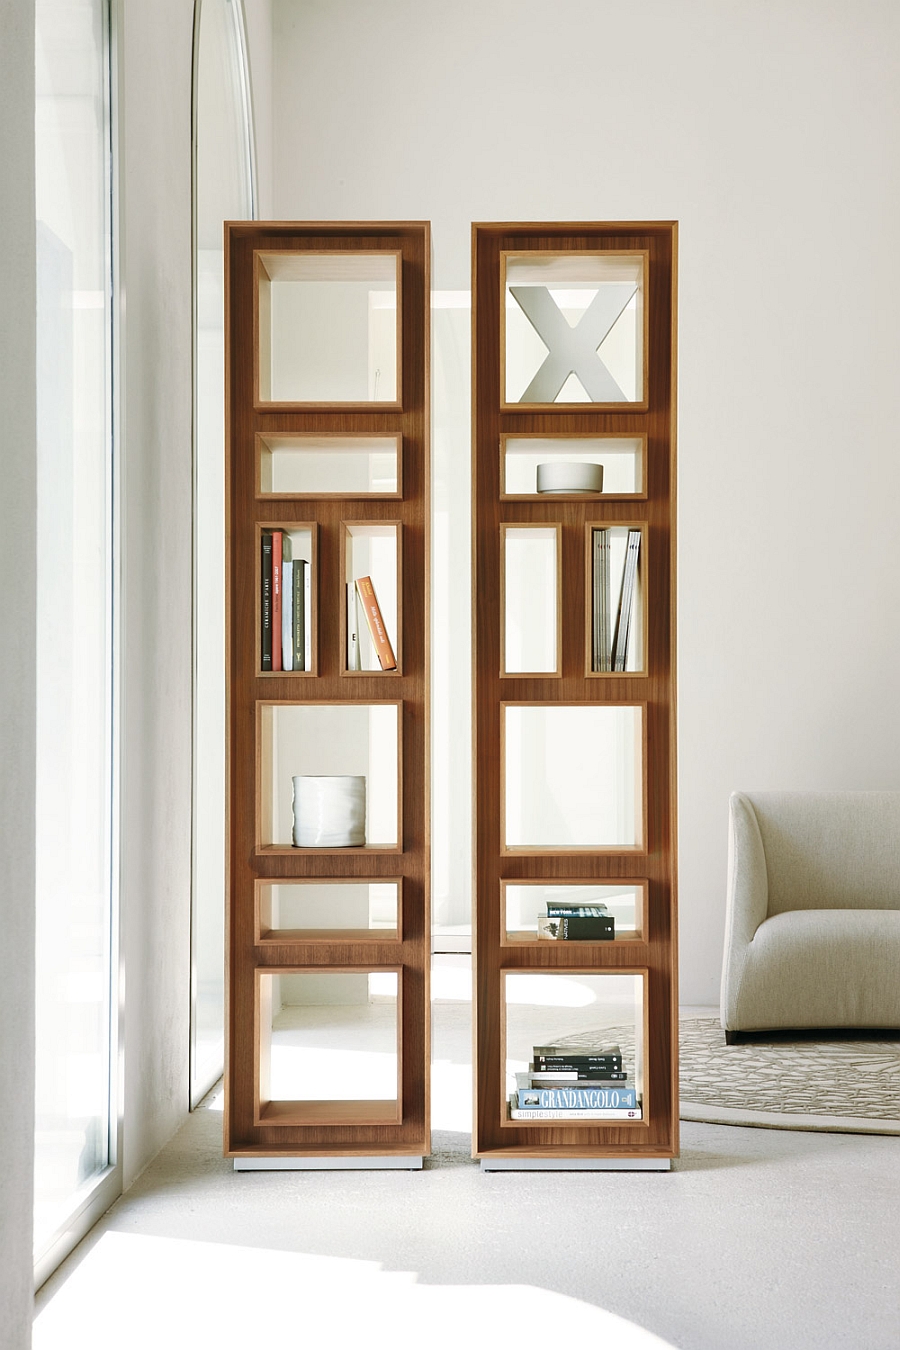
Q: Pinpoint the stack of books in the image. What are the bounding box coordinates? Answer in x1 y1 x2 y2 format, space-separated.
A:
537 897 615 941
261 530 310 672
509 1043 640 1120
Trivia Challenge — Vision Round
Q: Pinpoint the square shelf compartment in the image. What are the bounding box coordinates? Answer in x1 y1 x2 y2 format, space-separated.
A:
257 880 401 943
258 702 401 851
502 525 560 676
502 252 647 407
502 969 646 1126
256 251 400 405
502 881 646 944
256 968 401 1125
587 524 646 676
503 703 645 852
344 523 401 673
258 525 315 675
502 435 645 499
258 434 401 498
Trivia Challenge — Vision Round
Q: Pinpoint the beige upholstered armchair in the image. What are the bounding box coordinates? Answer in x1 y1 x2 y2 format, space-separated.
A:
720 791 900 1042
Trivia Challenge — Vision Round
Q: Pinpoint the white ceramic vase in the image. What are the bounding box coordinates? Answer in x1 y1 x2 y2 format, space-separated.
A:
536 461 604 494
292 775 366 848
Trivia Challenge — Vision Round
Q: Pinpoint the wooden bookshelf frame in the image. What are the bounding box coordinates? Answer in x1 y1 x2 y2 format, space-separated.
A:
225 222 430 1161
472 222 678 1164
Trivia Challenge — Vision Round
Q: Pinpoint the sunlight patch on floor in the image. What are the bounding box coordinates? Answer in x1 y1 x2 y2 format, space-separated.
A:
33 1231 677 1350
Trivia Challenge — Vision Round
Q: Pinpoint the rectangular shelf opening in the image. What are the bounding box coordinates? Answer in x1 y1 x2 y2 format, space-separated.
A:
256 250 400 405
502 435 644 498
588 524 646 676
258 525 315 675
258 434 401 498
502 969 646 1126
503 703 645 852
502 881 646 945
258 702 401 851
502 252 647 408
257 880 401 943
502 525 560 676
257 969 401 1125
344 523 400 673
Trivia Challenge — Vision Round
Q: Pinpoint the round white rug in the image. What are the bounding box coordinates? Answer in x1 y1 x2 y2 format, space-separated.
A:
679 1017 900 1134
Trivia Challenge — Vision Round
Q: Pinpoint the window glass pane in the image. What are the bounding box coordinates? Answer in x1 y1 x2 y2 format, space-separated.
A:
193 0 255 1101
34 0 112 1251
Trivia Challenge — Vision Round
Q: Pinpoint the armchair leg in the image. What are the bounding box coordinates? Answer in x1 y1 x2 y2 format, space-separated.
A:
724 1030 743 1045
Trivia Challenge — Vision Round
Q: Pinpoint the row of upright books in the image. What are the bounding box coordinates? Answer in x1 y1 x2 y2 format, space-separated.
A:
260 530 397 672
261 530 310 671
537 896 615 941
509 1042 640 1120
593 527 641 672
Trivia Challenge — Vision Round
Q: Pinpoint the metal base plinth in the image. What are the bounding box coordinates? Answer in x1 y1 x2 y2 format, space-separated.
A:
234 1155 423 1171
480 1157 672 1172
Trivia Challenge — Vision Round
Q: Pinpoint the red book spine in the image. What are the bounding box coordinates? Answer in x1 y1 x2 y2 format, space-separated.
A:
271 530 283 672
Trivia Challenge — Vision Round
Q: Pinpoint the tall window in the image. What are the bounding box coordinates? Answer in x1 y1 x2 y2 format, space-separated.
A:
191 0 256 1103
34 0 117 1280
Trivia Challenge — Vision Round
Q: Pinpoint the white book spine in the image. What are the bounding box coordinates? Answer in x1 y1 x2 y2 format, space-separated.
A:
282 559 293 671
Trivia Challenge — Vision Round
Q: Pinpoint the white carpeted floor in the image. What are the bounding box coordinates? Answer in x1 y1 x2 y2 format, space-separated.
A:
33 966 900 1350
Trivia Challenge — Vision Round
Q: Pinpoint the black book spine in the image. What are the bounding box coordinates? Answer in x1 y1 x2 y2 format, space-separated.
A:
559 916 616 940
261 532 273 671
293 558 305 671
533 1056 623 1070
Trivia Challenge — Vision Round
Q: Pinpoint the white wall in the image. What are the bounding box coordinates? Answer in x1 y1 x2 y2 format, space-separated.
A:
270 0 900 1002
0 1 37 1338
118 0 195 1183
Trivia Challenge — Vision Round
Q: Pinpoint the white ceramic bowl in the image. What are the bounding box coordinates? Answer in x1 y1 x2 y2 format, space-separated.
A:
292 775 366 847
536 461 604 494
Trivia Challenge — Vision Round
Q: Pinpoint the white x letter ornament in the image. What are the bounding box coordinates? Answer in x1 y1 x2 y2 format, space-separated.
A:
509 284 637 403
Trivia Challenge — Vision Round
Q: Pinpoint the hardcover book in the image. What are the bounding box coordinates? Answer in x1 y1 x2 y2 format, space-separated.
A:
539 914 615 941
292 558 306 671
281 535 294 672
525 1069 628 1084
515 1085 638 1110
509 1096 641 1121
612 528 641 672
271 529 283 672
260 532 273 671
355 575 397 670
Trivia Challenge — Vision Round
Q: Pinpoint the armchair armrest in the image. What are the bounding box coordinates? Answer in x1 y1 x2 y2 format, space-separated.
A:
720 791 770 1028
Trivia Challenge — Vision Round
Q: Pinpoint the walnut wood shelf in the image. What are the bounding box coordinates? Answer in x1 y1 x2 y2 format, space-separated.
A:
224 222 431 1161
472 222 678 1165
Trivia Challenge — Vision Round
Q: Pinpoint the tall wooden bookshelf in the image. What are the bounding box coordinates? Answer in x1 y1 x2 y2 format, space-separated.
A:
472 222 678 1168
224 222 430 1166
